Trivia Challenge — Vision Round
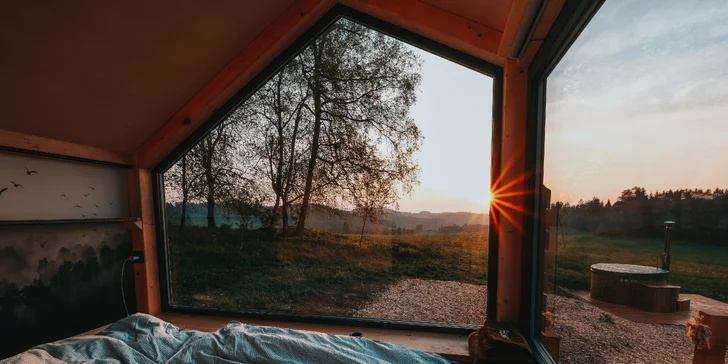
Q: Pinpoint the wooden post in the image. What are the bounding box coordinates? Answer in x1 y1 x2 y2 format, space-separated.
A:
494 59 528 323
693 311 728 364
541 330 561 362
128 166 161 314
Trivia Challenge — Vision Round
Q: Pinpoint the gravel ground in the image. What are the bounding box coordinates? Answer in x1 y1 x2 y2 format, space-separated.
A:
354 278 486 326
548 293 703 364
356 279 725 363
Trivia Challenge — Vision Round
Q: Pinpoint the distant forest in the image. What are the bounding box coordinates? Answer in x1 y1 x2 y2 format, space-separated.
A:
166 202 488 235
556 186 728 244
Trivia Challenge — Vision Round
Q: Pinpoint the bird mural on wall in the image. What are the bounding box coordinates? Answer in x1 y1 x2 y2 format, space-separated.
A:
60 194 68 200
25 167 38 175
81 233 88 238
74 205 81 208
0 187 7 196
81 214 87 218
89 187 95 190
108 202 113 206
94 204 99 208
39 240 47 248
10 181 22 188
82 193 90 198
92 213 97 216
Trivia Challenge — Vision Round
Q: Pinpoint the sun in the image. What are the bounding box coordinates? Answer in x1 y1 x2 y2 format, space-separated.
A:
483 189 493 206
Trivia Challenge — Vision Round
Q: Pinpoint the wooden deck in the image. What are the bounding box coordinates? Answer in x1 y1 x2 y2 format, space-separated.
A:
572 290 728 325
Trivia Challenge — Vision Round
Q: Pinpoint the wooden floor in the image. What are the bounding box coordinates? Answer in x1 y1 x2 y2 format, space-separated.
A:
572 290 728 325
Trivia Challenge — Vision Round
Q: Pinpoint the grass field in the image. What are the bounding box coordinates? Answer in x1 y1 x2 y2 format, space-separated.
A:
167 227 488 312
549 231 728 302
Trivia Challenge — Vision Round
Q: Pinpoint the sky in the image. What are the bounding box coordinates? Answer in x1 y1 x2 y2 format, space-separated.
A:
397 49 493 214
543 0 728 204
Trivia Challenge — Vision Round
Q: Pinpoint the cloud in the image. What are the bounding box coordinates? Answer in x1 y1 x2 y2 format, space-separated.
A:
543 0 728 203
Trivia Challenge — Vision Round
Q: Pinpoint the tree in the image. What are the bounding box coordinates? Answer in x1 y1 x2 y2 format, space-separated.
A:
342 221 351 234
245 59 310 233
293 19 423 235
222 184 263 230
165 154 203 228
349 171 398 246
186 110 254 228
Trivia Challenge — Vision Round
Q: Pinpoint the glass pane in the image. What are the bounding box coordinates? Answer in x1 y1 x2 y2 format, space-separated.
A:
541 1 728 363
162 18 493 326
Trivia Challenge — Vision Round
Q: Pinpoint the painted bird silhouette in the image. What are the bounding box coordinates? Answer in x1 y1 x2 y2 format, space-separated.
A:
25 167 38 175
60 194 68 200
89 187 95 190
10 181 22 188
108 202 113 206
83 193 90 198
94 204 99 208
82 233 88 237
0 188 7 196
92 213 97 216
81 214 87 218
39 240 47 248
74 205 81 208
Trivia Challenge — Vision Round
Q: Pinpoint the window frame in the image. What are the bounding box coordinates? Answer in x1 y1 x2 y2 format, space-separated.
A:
521 0 605 361
151 4 503 335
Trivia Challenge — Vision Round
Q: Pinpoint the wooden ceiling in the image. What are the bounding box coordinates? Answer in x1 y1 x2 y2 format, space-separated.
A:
420 0 512 31
0 0 294 153
0 0 559 161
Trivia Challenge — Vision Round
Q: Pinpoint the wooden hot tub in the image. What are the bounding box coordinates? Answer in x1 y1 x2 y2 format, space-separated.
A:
590 263 669 305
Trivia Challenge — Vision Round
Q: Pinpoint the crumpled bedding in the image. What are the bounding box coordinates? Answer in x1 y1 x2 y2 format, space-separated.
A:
2 313 451 363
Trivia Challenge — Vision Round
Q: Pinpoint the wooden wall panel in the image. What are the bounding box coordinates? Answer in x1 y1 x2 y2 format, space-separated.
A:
0 129 132 166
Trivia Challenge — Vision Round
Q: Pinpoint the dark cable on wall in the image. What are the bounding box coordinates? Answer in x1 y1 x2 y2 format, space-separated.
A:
121 256 139 317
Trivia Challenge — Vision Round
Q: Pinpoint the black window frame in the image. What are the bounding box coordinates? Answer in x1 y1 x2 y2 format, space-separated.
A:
520 0 605 362
151 3 503 335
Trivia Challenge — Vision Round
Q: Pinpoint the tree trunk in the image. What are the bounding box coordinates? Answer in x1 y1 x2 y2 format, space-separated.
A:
180 155 188 228
295 43 323 236
206 170 216 228
281 200 289 235
359 215 368 247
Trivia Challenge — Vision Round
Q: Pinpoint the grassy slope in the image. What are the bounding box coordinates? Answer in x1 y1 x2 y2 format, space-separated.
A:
551 232 728 302
167 227 488 310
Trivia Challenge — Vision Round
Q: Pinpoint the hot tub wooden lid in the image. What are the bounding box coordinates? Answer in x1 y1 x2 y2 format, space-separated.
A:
590 263 669 280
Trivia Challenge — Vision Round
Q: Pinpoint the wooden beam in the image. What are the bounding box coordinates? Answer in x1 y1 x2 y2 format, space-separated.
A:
342 0 504 66
518 0 566 68
494 59 528 323
497 0 530 57
0 129 132 166
135 0 335 169
128 166 161 314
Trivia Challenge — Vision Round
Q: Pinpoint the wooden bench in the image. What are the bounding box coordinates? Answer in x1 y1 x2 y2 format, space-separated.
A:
634 284 680 313
693 311 728 364
677 296 692 312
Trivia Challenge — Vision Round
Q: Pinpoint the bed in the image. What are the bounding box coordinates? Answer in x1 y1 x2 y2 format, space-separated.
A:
1 313 452 363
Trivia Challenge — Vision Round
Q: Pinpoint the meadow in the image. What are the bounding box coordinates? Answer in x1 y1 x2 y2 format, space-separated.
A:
167 226 488 312
549 231 728 302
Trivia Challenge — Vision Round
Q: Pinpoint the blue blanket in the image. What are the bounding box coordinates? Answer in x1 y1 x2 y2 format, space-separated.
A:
2 314 451 363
